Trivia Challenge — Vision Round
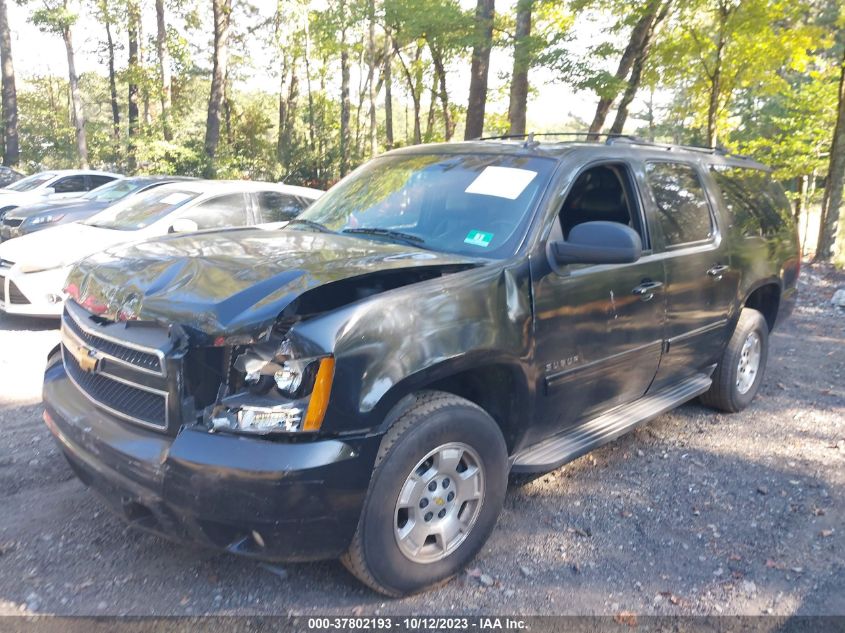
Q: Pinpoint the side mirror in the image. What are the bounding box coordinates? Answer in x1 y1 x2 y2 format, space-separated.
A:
43 187 56 195
551 221 642 265
169 218 199 234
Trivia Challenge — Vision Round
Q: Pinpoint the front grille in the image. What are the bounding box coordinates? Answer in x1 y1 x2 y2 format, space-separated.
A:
2 218 22 227
7 280 29 304
61 301 178 432
63 310 163 374
63 349 167 429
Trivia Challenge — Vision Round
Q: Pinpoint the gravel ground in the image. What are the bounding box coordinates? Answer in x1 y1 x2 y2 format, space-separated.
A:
0 264 842 618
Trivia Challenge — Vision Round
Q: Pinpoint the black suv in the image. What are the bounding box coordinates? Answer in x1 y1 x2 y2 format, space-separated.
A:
43 137 799 596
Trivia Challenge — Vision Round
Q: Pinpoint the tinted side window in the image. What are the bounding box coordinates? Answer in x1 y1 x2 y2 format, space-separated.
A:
89 175 117 190
710 166 790 237
257 191 306 222
645 162 713 246
179 193 249 229
53 175 87 193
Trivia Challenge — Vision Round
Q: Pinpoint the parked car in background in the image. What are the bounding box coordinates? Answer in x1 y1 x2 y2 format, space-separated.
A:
0 176 196 241
0 170 122 221
0 179 322 317
0 166 24 188
39 137 798 596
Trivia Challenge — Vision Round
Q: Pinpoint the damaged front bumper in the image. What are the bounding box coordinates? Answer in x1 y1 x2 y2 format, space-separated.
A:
43 358 381 562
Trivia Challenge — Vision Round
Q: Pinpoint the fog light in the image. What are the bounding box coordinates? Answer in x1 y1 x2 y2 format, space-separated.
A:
47 294 63 304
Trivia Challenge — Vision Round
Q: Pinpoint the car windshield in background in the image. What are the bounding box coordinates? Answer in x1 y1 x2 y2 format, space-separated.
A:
293 153 555 258
83 189 199 231
83 179 143 203
5 173 55 192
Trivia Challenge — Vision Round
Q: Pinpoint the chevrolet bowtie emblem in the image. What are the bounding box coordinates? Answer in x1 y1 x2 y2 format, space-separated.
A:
72 344 100 373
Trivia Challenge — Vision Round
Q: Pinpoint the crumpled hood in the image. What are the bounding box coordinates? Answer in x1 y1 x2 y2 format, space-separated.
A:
0 222 127 270
66 228 482 339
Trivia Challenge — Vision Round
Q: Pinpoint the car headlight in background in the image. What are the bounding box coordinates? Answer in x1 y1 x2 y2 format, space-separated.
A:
29 214 65 226
211 350 335 435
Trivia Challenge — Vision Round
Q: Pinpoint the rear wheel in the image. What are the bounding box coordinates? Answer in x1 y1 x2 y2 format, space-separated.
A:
341 391 508 596
700 308 769 412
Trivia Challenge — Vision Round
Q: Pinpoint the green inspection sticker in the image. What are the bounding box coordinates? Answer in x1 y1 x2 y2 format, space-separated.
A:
464 230 494 248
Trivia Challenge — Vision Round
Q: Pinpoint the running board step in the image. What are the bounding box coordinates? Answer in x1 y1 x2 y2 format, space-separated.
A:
511 374 712 473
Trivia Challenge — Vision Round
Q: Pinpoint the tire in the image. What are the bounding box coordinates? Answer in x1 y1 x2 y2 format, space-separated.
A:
341 391 508 596
700 308 769 413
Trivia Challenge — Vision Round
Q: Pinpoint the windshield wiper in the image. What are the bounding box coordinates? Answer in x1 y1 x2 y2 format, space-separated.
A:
285 218 334 233
342 227 426 247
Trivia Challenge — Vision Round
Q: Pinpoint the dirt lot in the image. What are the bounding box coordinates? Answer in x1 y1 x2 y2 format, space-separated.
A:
0 265 842 617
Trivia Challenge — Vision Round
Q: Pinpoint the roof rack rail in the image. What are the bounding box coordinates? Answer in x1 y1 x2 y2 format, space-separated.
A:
476 131 641 144
475 131 752 160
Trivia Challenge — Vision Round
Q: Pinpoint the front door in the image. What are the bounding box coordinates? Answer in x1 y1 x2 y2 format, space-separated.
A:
529 162 665 445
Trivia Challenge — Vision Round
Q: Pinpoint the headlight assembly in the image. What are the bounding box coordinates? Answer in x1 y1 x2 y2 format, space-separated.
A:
30 214 64 225
211 347 335 435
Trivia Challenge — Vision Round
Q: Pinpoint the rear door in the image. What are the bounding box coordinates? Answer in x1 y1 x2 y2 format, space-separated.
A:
254 190 309 225
639 160 738 387
177 193 252 230
50 175 88 198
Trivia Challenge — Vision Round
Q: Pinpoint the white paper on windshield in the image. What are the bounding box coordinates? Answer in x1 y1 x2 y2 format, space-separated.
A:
464 166 538 200
160 192 192 205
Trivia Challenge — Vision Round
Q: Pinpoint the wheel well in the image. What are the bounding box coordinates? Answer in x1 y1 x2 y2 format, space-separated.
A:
426 365 526 453
744 283 780 331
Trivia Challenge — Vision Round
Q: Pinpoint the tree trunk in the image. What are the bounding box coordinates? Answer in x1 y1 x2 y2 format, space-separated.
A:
339 14 351 177
0 0 18 166
609 1 671 135
277 54 289 164
587 0 662 136
383 33 393 149
816 47 845 261
705 3 729 148
394 40 421 144
127 0 140 170
103 14 120 148
205 0 231 162
367 0 377 156
304 21 316 151
424 72 437 141
430 46 453 140
155 0 173 141
139 15 150 127
464 0 494 140
278 60 298 167
795 175 806 221
507 0 532 136
62 25 87 168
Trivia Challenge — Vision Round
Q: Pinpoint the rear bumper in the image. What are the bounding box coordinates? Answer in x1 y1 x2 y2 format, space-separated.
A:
43 359 381 562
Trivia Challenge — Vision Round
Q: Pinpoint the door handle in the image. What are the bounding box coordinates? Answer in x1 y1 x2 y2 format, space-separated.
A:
707 264 730 280
632 281 663 301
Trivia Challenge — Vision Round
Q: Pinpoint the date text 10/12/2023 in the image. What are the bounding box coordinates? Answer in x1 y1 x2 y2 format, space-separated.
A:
306 617 528 630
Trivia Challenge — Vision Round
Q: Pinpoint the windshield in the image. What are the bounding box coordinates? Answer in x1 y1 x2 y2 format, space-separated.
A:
293 153 555 258
83 179 144 203
83 188 200 231
5 172 56 192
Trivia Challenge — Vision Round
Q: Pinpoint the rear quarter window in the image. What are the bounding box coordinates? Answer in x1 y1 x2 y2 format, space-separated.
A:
709 166 792 238
645 161 714 247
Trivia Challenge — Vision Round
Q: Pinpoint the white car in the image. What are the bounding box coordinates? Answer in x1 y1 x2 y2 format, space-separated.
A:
0 170 122 219
0 180 322 317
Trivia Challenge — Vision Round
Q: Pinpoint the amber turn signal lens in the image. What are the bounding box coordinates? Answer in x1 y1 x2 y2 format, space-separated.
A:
302 357 335 431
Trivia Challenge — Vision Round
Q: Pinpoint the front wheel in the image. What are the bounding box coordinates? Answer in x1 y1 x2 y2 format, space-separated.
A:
700 307 769 412
341 391 508 596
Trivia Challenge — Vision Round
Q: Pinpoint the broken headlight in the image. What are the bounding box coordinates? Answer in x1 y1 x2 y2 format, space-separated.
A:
211 344 335 435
